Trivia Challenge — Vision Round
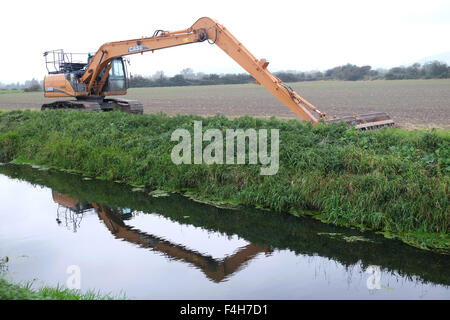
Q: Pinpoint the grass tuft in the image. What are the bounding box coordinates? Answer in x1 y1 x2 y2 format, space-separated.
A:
0 278 126 300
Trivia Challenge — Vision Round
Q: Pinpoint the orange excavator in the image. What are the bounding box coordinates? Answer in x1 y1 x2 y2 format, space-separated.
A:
43 17 394 129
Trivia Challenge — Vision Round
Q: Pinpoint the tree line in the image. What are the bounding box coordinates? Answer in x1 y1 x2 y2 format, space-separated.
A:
128 61 450 87
1 61 449 91
0 78 43 92
129 69 254 88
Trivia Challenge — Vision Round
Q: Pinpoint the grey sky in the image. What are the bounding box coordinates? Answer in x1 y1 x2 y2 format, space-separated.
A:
1 0 449 83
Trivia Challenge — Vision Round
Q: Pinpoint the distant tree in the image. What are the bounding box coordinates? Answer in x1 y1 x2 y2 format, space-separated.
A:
310 71 324 80
195 72 206 80
129 75 152 87
275 72 300 82
324 64 372 81
169 74 189 86
207 74 220 81
424 61 449 78
405 63 421 79
384 61 449 80
24 84 42 92
152 71 166 80
385 67 405 80
23 78 42 92
180 68 195 80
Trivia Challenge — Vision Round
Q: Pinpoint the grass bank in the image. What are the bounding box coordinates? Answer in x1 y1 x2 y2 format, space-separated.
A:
0 110 448 252
0 278 122 300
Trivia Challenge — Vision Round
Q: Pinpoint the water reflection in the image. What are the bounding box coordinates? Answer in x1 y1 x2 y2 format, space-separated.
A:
54 192 91 232
51 191 272 283
0 257 8 275
0 164 449 298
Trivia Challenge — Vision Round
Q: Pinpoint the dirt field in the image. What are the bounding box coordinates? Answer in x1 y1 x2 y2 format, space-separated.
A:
1 79 449 129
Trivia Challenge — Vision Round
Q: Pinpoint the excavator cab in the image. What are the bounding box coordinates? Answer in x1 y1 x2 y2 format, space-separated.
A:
108 58 127 91
99 58 127 92
42 50 143 114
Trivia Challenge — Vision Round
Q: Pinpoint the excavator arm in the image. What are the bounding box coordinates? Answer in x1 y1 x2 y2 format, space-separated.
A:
81 17 325 123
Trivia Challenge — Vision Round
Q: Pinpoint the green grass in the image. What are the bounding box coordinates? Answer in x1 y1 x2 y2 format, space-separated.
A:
0 278 124 300
0 109 448 252
0 89 24 94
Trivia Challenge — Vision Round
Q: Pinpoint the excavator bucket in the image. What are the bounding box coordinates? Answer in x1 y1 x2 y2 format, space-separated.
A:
325 112 395 130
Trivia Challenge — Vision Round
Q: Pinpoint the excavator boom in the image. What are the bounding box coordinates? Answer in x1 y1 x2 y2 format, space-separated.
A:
43 17 394 128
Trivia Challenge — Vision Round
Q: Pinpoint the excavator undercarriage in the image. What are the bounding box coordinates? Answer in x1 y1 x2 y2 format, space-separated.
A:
41 98 143 114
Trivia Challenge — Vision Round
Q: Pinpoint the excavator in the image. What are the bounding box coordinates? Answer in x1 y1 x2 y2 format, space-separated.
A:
52 191 272 282
42 17 394 129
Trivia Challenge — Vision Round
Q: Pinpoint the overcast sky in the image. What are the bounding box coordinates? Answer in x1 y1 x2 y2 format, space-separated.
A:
1 0 449 83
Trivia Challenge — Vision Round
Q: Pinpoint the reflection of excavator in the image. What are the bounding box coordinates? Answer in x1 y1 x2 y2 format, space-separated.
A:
43 17 393 129
53 192 92 232
52 191 272 282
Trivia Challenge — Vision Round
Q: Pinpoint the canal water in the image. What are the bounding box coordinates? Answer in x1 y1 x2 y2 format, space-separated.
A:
0 164 449 299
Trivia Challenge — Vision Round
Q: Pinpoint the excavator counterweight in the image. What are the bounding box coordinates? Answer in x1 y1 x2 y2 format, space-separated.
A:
42 17 394 129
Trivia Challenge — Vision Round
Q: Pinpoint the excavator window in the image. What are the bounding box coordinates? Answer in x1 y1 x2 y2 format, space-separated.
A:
111 59 125 77
107 58 126 91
